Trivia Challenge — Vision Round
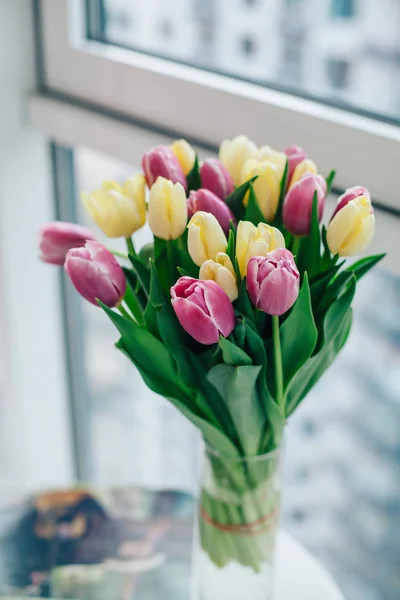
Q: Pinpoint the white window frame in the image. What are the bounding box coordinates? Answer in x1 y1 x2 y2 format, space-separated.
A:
33 0 400 211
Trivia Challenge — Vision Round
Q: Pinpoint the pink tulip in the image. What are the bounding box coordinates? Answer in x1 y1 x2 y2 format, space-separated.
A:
247 249 299 316
187 188 236 235
39 221 96 266
284 144 307 182
283 173 327 236
65 241 126 307
331 185 371 220
200 158 234 200
142 145 187 190
171 277 235 345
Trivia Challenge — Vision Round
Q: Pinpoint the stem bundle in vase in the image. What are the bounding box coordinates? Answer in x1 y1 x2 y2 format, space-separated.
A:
39 136 384 592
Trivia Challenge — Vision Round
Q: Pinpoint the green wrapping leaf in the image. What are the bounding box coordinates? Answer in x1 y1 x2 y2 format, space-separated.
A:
128 254 150 297
272 159 289 227
207 364 264 455
325 169 336 194
320 225 339 270
122 267 145 317
226 229 236 267
225 176 258 220
186 154 202 191
233 322 246 348
219 337 252 366
315 270 355 325
346 253 386 281
280 273 318 388
243 183 265 225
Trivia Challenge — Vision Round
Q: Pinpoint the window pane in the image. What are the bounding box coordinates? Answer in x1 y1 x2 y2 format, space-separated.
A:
71 146 400 600
96 0 400 121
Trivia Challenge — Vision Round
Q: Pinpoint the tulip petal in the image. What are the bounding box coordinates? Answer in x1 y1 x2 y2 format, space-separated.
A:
259 269 299 316
172 297 220 345
202 281 235 337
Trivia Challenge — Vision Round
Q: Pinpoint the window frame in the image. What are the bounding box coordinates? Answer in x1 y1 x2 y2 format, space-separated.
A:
34 0 400 212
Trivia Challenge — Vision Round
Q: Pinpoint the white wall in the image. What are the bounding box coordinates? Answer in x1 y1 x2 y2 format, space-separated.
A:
0 1 73 487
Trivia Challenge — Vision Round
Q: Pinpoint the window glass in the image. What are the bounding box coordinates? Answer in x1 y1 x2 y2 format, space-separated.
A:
97 0 400 120
72 146 400 600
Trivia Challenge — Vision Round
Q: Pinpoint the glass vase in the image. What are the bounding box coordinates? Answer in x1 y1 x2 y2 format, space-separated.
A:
191 445 283 600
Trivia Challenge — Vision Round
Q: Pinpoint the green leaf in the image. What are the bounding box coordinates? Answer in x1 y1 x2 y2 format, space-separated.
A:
272 159 289 227
207 364 264 455
225 176 258 220
286 303 353 416
186 154 202 192
149 260 164 308
243 183 265 225
226 229 236 267
128 254 150 297
235 279 255 322
219 337 253 366
310 263 342 307
325 169 336 194
296 192 321 279
233 322 246 348
346 253 386 281
101 303 179 385
117 339 239 455
175 246 199 278
138 242 154 265
322 275 356 343
280 273 318 388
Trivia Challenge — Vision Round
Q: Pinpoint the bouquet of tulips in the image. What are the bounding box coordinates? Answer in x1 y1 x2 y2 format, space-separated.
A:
40 136 383 571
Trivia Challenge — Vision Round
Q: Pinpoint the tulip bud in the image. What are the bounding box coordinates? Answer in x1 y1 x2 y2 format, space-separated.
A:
142 145 187 190
327 193 375 256
283 173 327 236
188 188 235 235
247 249 300 316
199 252 238 302
241 159 281 222
171 139 196 176
39 221 96 266
219 134 257 186
285 144 307 181
236 221 285 278
331 185 370 220
289 159 318 189
148 177 188 240
171 277 235 345
200 158 234 200
65 241 126 307
256 146 287 181
81 175 146 238
187 211 228 266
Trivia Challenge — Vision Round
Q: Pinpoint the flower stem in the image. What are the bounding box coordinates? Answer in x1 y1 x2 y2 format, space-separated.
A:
272 315 284 410
110 249 128 260
126 237 135 257
291 236 301 258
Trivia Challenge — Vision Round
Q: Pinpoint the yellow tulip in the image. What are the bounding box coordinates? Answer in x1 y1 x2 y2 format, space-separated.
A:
289 159 318 189
256 146 287 181
187 211 228 266
81 175 146 238
219 135 257 186
241 158 281 222
148 177 188 240
171 139 196 176
327 195 375 256
236 221 285 277
199 253 238 302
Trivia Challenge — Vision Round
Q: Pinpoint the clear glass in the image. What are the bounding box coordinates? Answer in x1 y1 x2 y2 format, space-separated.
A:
192 446 282 600
98 0 400 121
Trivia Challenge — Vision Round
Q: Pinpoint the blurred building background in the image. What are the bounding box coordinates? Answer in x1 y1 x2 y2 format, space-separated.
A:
103 0 400 118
